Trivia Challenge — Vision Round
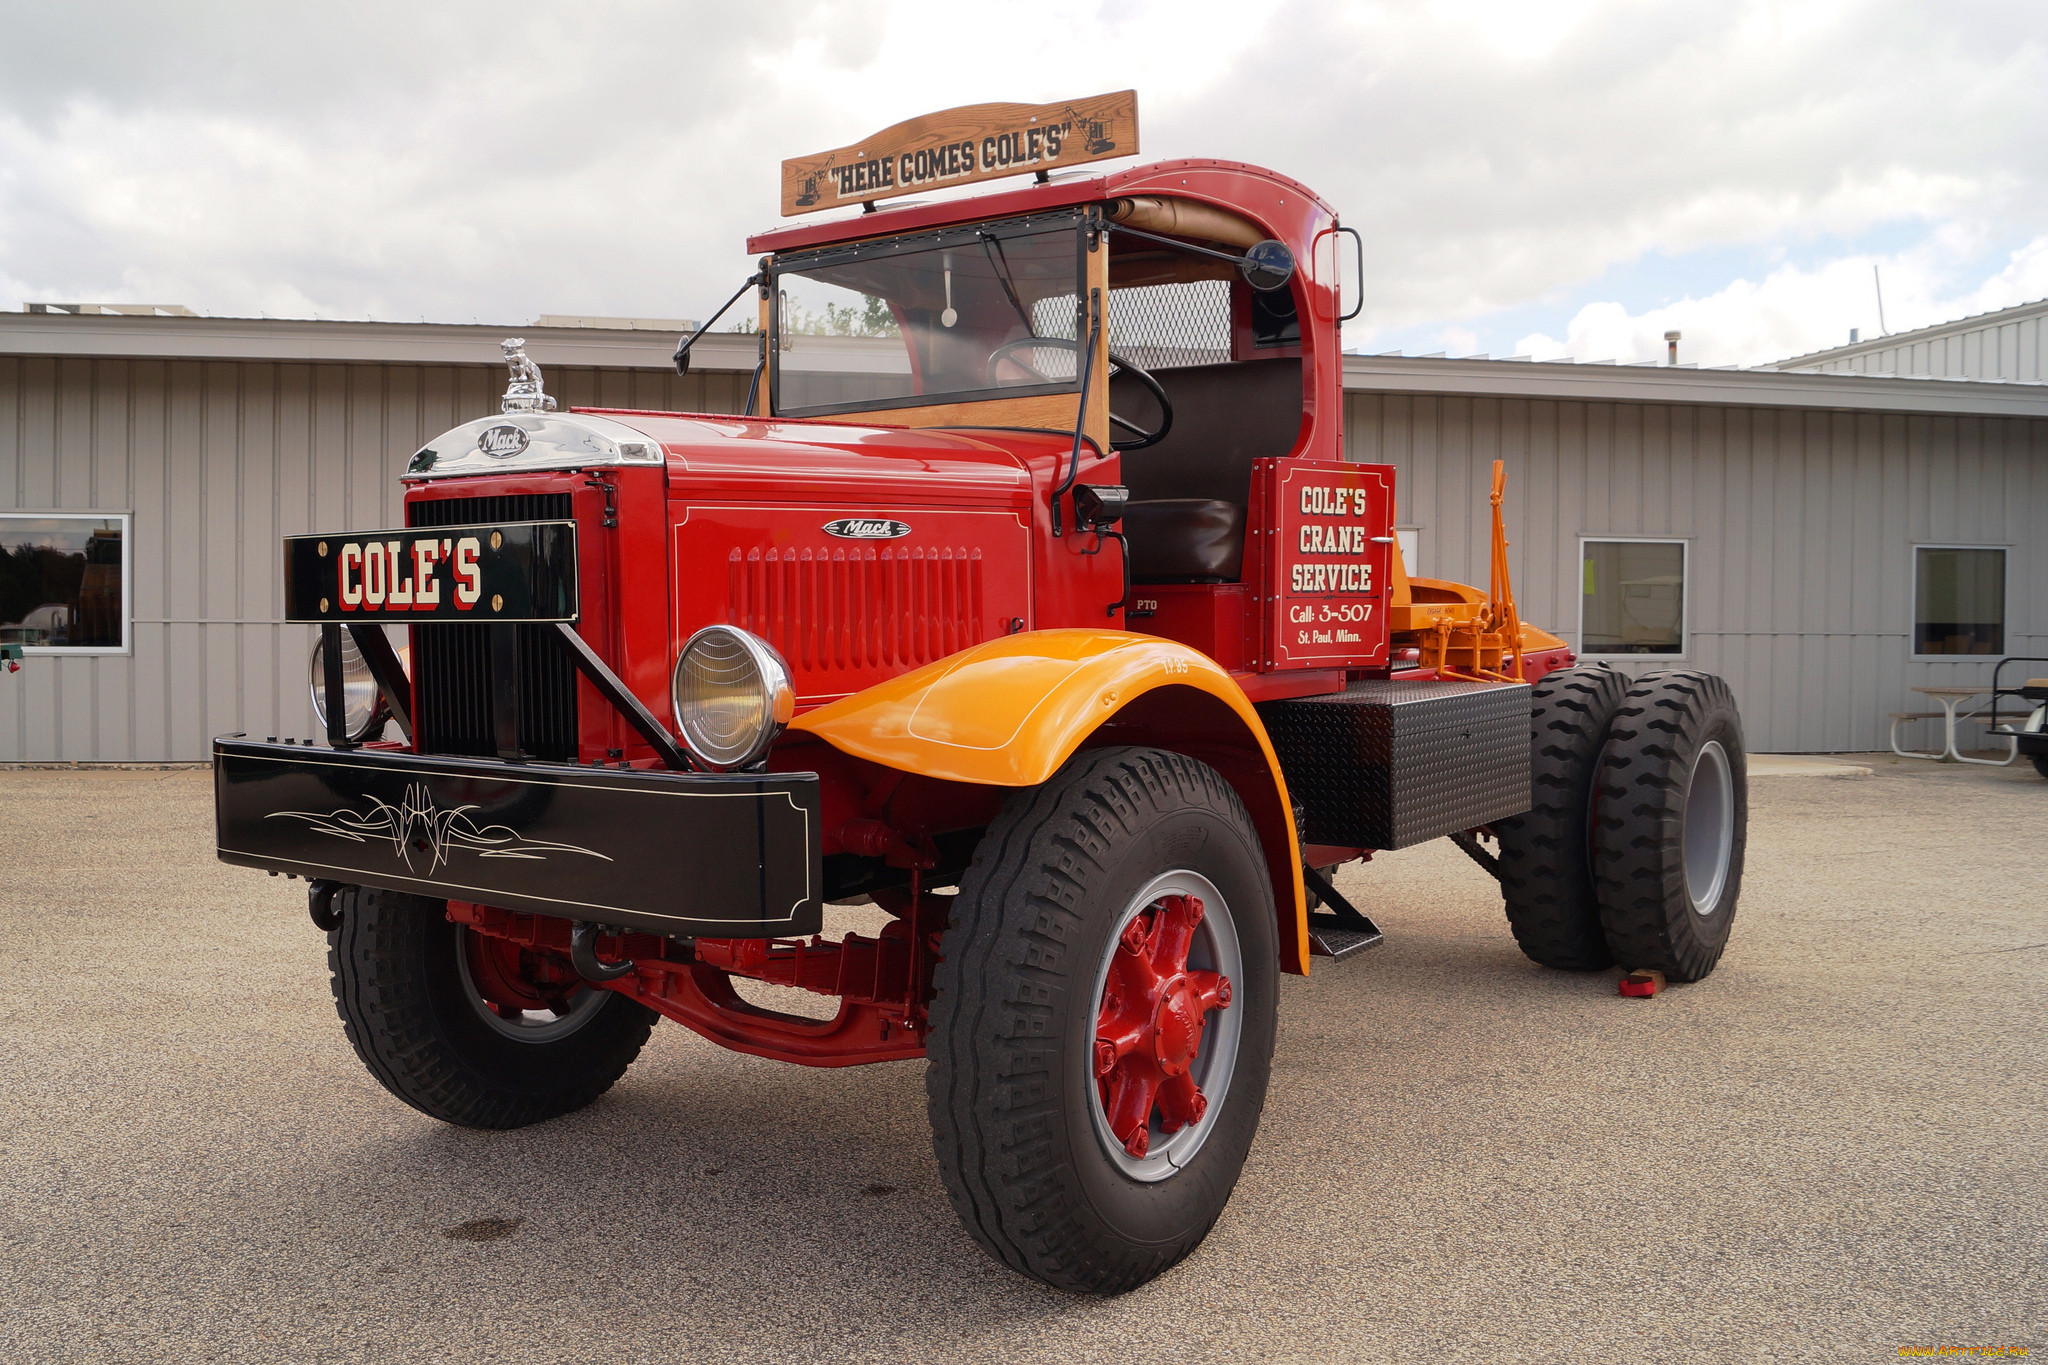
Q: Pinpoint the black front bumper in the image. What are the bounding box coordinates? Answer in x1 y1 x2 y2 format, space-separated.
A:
214 738 822 938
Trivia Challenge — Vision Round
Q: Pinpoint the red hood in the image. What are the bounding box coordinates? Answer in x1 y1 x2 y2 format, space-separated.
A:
574 408 1039 508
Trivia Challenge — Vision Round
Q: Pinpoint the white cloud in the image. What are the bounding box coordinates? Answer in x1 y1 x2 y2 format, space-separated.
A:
0 0 2043 342
1514 234 2048 367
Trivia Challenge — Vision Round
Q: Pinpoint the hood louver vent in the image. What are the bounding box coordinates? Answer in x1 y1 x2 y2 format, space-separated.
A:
728 544 984 677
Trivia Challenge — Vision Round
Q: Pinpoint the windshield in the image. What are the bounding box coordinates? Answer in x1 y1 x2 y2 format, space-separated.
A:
771 212 1087 418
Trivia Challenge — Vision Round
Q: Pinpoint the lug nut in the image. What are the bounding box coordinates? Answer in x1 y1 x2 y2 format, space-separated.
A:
1119 919 1148 954
1184 895 1205 924
1216 976 1232 1007
1124 1128 1149 1159
1094 1039 1117 1077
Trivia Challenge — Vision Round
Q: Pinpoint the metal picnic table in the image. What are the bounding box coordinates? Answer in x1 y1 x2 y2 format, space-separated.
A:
1892 683 2019 765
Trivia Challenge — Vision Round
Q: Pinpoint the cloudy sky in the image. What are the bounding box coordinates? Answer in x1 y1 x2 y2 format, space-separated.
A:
3 0 2044 367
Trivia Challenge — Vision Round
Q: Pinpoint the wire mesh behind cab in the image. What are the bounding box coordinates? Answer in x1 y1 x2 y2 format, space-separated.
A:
1029 279 1234 372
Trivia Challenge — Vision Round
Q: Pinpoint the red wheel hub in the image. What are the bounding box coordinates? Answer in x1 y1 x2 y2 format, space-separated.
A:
462 929 583 1017
1093 895 1233 1160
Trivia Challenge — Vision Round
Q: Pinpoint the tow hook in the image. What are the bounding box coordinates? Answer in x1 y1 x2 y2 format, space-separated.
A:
308 880 343 932
570 921 635 982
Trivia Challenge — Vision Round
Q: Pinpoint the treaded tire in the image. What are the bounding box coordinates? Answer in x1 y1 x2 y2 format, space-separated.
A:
327 886 656 1129
1592 671 1748 982
926 747 1279 1295
1493 665 1629 970
2033 753 2048 781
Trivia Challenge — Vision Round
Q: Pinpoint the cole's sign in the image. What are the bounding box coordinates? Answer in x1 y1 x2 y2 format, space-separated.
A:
781 91 1138 216
1256 459 1395 669
282 520 580 623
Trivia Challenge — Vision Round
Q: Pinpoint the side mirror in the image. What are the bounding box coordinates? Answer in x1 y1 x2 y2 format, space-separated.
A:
1239 240 1295 293
673 342 693 377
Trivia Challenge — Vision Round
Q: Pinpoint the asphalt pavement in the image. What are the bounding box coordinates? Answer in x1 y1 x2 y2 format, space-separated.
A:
0 756 2042 1363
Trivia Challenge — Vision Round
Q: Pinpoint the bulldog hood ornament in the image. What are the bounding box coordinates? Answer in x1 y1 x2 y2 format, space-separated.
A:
499 337 558 414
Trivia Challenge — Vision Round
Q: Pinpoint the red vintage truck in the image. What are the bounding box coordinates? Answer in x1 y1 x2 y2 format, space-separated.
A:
215 94 1748 1294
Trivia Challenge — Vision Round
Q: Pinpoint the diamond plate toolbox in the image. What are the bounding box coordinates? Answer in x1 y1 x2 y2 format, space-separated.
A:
1258 680 1532 850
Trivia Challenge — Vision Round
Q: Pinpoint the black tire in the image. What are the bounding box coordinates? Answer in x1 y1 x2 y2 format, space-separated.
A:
1592 672 1748 982
327 886 657 1129
1493 666 1630 970
2032 753 2048 780
926 748 1279 1294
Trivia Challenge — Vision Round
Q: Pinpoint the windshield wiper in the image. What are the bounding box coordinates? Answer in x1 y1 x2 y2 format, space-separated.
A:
979 232 1036 335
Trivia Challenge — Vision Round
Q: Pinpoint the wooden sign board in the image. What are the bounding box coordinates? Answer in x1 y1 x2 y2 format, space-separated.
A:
780 90 1138 217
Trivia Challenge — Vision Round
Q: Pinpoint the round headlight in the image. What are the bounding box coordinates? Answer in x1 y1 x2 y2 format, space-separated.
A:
308 630 386 742
671 626 794 770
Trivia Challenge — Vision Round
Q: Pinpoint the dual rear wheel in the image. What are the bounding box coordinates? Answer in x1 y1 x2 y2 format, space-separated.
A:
1493 667 1748 982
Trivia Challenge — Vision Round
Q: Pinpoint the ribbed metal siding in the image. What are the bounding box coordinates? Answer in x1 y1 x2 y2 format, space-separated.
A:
1344 391 2048 752
1782 305 2048 383
0 358 744 761
407 492 578 761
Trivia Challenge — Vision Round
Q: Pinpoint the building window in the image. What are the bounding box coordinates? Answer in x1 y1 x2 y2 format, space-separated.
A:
1913 546 2005 656
1580 538 1686 656
0 513 131 654
1395 527 1420 577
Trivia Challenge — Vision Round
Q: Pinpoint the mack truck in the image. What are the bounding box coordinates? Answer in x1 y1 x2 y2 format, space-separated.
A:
214 94 1749 1295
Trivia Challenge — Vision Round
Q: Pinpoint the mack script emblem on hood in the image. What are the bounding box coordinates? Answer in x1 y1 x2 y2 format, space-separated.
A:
823 518 912 540
477 424 530 458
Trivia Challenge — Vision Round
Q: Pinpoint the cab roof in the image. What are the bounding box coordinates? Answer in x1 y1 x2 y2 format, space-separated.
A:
746 158 1335 257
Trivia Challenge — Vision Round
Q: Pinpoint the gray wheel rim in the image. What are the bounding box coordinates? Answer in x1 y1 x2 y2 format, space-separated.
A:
455 926 608 1042
1684 740 1735 917
1085 869 1245 1183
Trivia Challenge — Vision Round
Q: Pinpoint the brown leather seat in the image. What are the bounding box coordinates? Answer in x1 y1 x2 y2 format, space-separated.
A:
1124 499 1245 583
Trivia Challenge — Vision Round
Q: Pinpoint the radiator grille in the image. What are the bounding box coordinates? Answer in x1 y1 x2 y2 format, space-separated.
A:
407 492 580 761
727 544 984 673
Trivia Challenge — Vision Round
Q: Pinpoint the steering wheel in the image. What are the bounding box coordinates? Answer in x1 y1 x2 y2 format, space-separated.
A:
985 336 1174 452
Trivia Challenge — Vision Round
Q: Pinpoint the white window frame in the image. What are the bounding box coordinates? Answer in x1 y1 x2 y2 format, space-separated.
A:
1395 526 1421 578
1577 535 1689 661
1909 542 2010 662
0 510 134 657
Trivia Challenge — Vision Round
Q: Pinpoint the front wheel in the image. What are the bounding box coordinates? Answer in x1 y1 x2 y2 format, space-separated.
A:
327 886 656 1129
926 748 1279 1294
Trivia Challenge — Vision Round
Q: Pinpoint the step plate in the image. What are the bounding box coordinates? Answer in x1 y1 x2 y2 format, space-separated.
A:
1305 913 1385 960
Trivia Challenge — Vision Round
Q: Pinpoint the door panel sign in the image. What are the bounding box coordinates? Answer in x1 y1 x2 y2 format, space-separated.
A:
1253 458 1394 669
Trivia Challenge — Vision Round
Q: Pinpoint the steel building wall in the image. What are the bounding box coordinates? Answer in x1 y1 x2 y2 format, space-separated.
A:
1345 392 2048 753
0 358 747 761
1780 303 2048 383
7 352 2043 760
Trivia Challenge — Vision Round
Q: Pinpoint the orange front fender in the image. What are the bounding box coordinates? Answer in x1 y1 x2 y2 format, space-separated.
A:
792 630 1311 973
